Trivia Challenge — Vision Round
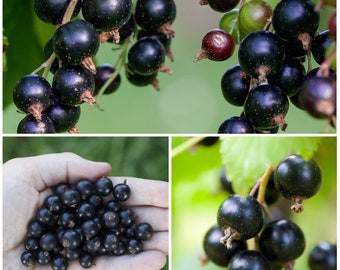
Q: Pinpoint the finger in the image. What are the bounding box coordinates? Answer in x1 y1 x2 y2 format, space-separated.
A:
4 153 112 191
110 177 168 208
129 206 169 231
143 231 169 254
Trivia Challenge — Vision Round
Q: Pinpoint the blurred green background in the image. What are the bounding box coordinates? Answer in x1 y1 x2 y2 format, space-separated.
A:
172 136 336 270
3 1 336 133
3 136 168 180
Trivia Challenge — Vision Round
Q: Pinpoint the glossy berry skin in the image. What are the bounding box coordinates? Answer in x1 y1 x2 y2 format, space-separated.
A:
61 188 81 207
45 99 81 133
61 229 81 249
259 219 305 263
94 64 121 95
40 232 58 251
53 20 99 64
267 57 306 97
272 0 319 42
75 179 95 199
82 0 132 31
299 76 336 119
44 194 63 214
135 222 153 241
112 181 131 202
243 84 289 131
79 252 94 268
52 65 95 106
95 177 114 196
238 31 285 81
218 116 255 134
203 224 247 267
221 64 250 106
34 0 82 25
311 30 334 65
135 0 176 33
127 238 143 254
308 241 336 270
21 251 36 267
51 256 68 270
274 154 322 202
229 250 272 270
204 0 240 13
13 74 52 119
195 29 235 62
125 66 158 88
17 114 56 134
128 37 165 75
217 195 264 247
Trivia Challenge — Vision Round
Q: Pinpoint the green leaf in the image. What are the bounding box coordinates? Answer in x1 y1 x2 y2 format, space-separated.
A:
219 137 321 195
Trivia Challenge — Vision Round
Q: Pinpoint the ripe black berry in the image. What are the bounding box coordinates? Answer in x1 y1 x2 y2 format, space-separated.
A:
135 222 153 241
76 202 96 221
135 0 176 37
61 229 81 249
125 66 159 89
82 0 132 31
229 250 272 270
36 207 53 224
194 29 235 62
127 238 143 254
203 224 247 267
259 219 306 263
217 195 264 248
13 74 52 120
53 19 99 66
37 250 51 265
218 116 255 134
44 194 63 214
119 208 136 227
113 180 131 202
51 256 68 270
59 210 77 228
52 65 96 106
75 179 96 199
21 251 36 267
81 219 99 240
308 241 336 270
17 114 56 134
40 232 58 251
243 84 289 131
311 30 334 65
201 0 240 13
34 0 82 25
61 188 81 207
221 65 250 106
27 220 46 238
24 237 40 251
95 177 114 196
79 252 94 268
102 210 120 229
128 37 167 76
44 99 81 133
274 154 322 212
94 64 121 95
238 30 285 81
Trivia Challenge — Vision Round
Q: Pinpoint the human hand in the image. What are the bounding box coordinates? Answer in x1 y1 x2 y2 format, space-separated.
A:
3 152 169 270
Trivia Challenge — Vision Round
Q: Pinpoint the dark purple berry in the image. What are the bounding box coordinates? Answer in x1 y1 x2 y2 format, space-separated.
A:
40 232 58 251
308 241 336 270
21 251 36 267
229 250 272 270
17 114 56 134
94 64 121 95
218 116 255 134
95 177 114 196
113 180 131 202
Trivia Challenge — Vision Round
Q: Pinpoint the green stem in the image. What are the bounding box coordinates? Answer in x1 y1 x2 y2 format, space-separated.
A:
256 164 274 204
171 137 207 158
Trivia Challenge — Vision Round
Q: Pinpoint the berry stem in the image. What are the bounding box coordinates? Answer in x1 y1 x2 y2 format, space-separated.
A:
171 137 209 158
61 0 78 25
254 164 275 205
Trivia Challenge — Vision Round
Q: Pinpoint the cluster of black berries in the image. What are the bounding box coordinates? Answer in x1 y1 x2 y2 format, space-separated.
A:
202 154 336 269
20 178 154 269
13 0 176 133
196 0 336 133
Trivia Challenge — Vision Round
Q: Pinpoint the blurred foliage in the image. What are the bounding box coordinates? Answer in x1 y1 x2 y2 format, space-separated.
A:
2 1 336 133
172 136 336 270
3 137 168 181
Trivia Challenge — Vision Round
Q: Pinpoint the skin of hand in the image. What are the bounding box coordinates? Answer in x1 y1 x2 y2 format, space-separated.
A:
3 152 169 270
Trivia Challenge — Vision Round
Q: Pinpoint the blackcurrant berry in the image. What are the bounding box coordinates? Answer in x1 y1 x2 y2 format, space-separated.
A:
21 250 37 267
135 0 176 38
24 237 40 251
102 210 120 229
87 193 103 209
13 74 53 120
218 116 255 134
75 179 95 199
60 229 81 249
228 250 272 270
95 177 114 196
128 37 167 76
308 241 336 270
36 207 53 224
44 99 81 133
201 0 240 13
219 168 234 194
44 194 63 214
125 65 159 90
81 219 99 240
135 222 153 241
112 180 131 202
59 210 77 228
17 114 56 134
53 19 99 66
103 232 119 251
94 64 121 95
238 30 285 81
274 154 322 212
82 0 132 31
79 252 94 268
194 29 235 62
127 238 143 254
221 64 251 106
36 250 51 265
119 208 136 227
272 0 319 48
311 30 334 65
51 256 68 270
61 188 81 207
203 224 247 267
76 201 96 221
27 220 46 238
259 219 305 263
40 232 58 251
243 84 289 131
267 57 306 97
299 76 336 119
113 240 126 256
52 65 96 106
34 0 82 25
217 195 264 248
64 247 81 260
